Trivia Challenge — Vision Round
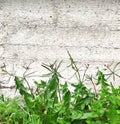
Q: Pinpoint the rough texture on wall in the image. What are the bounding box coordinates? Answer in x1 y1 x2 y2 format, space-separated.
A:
0 0 120 93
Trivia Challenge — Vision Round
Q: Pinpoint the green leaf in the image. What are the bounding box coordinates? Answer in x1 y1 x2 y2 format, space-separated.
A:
81 112 99 119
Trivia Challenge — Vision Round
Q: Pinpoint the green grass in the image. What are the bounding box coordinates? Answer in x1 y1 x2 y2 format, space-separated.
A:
1 53 120 124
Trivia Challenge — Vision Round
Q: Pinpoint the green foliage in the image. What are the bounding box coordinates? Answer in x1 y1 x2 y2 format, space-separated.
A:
1 55 120 123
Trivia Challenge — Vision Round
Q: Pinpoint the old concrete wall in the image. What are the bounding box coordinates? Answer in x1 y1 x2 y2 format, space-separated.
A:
0 0 120 96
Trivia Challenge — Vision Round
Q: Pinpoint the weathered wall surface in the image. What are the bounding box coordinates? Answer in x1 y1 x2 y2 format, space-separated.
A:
0 0 120 95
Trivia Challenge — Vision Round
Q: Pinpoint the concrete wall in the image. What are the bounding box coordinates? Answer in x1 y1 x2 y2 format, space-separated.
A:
0 0 120 95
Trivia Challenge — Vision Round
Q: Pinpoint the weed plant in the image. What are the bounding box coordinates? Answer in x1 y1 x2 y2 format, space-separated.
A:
1 53 120 124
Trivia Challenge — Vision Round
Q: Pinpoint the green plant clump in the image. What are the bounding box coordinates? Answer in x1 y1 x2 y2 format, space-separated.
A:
1 53 120 124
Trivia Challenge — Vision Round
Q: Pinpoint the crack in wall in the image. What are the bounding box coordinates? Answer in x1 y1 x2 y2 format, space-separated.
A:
0 44 5 58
